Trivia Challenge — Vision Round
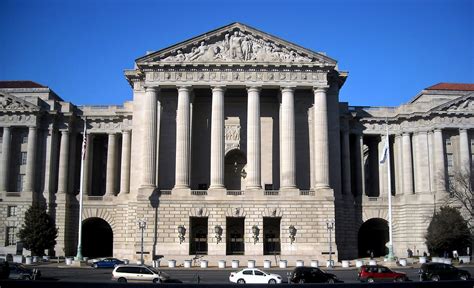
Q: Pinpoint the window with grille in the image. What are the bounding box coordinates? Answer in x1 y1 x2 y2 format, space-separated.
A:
7 206 16 217
20 152 27 165
16 174 24 192
6 227 16 246
21 134 28 144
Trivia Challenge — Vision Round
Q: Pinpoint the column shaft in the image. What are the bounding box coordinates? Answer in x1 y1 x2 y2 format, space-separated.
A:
280 87 296 189
341 130 352 195
413 132 430 193
210 87 225 189
378 136 387 197
402 133 414 194
105 133 117 195
433 129 445 192
354 133 364 196
314 87 330 188
57 130 69 194
120 130 132 194
43 129 54 199
82 134 92 195
394 135 403 195
142 87 158 188
247 87 262 189
24 127 37 192
0 127 11 191
175 86 191 188
459 129 470 173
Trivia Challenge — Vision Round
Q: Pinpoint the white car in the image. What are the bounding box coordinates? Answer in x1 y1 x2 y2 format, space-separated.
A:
112 265 170 283
229 268 282 284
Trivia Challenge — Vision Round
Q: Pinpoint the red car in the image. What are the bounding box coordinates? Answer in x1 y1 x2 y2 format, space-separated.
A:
358 265 408 283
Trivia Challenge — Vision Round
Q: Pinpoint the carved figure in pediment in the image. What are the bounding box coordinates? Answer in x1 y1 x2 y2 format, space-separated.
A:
230 31 244 60
189 41 208 61
241 36 252 60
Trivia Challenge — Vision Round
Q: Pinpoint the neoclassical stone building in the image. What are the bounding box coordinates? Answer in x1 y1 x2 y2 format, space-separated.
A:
0 23 472 263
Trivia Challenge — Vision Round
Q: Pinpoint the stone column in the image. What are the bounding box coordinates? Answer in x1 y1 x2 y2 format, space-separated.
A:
24 126 37 192
247 86 262 189
82 134 92 196
459 129 470 173
433 129 445 192
141 86 158 188
0 127 11 192
105 133 117 196
402 133 414 195
314 86 330 189
354 133 365 196
413 131 430 193
120 130 132 194
43 128 54 201
280 87 296 189
210 86 225 189
341 129 352 195
394 134 403 195
378 135 387 197
57 130 69 194
174 86 191 189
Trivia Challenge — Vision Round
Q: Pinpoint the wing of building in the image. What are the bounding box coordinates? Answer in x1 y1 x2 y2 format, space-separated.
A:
0 23 472 263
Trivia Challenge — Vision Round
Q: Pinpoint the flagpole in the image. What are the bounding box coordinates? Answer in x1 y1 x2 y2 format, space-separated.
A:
386 119 395 260
75 118 87 261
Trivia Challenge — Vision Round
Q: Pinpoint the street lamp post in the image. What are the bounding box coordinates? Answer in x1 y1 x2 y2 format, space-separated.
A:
138 220 146 265
326 219 335 268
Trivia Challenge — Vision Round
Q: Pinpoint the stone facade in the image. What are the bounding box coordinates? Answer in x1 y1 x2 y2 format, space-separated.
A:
0 23 472 263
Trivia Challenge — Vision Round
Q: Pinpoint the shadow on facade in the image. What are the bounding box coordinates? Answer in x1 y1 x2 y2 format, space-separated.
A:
358 218 389 258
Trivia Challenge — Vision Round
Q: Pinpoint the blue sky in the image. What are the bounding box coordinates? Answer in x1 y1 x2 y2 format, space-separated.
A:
0 0 472 106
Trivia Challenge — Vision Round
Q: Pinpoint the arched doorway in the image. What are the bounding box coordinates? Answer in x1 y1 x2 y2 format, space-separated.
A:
224 149 247 190
358 218 389 258
82 217 113 258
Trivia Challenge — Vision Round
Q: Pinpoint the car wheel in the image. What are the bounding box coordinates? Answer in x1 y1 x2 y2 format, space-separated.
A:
430 275 440 281
367 278 374 283
394 277 404 282
327 278 335 284
237 279 245 284
22 275 31 280
118 277 127 283
299 279 305 284
268 279 277 284
93 264 98 269
153 278 162 283
460 275 468 281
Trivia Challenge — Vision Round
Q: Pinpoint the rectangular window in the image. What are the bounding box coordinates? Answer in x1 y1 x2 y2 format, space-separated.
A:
16 174 24 192
447 154 454 169
445 138 452 146
20 152 27 165
21 135 28 144
7 206 16 217
6 227 16 246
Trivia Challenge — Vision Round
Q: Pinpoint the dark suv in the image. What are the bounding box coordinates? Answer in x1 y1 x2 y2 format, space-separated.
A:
419 262 471 281
288 266 342 283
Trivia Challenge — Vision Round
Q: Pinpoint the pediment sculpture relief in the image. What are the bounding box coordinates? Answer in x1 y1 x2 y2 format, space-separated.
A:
0 95 31 111
447 99 474 111
161 30 315 63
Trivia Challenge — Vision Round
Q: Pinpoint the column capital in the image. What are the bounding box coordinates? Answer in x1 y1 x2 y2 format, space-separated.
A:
59 129 70 135
211 86 226 93
313 85 330 93
246 86 261 93
145 86 159 93
178 86 192 93
433 128 443 133
280 86 296 93
459 128 468 133
122 129 132 134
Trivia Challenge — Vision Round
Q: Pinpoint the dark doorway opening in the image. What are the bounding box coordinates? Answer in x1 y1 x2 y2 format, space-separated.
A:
190 217 208 255
224 149 247 190
226 217 245 255
82 217 113 258
263 217 281 255
358 218 389 258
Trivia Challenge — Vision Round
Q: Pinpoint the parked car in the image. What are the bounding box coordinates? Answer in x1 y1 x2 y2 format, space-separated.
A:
229 268 282 284
419 262 471 281
112 264 171 283
288 266 342 283
92 257 124 268
358 265 408 283
0 260 9 279
8 263 40 280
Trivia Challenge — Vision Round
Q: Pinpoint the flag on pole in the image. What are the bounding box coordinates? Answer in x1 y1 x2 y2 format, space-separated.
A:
81 119 87 160
379 135 389 164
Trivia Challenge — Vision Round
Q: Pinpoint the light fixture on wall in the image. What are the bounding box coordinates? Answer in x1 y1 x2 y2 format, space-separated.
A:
214 225 223 244
177 225 186 244
241 169 247 179
289 225 297 244
138 220 147 264
326 219 335 268
252 225 260 244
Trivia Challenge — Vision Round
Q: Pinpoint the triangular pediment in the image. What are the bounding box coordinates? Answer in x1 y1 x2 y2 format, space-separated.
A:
0 92 40 112
137 23 336 66
430 94 474 112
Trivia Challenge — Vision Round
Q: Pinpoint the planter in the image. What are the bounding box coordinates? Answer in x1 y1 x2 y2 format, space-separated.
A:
399 258 407 266
369 260 377 265
326 260 334 267
263 260 271 269
184 260 192 268
247 260 255 268
136 260 143 265
32 256 39 263
200 260 208 268
310 260 319 268
355 260 364 268
443 258 452 264
168 260 176 268
279 260 287 268
432 257 442 263
459 256 471 264
13 255 24 263
42 256 50 262
25 256 32 265
419 257 427 264
218 260 226 268
152 260 159 267
296 260 304 267
123 259 130 265
65 257 73 265
232 260 239 268
342 260 350 268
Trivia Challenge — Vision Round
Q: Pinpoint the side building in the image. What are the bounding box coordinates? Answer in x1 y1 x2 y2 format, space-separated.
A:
0 23 472 263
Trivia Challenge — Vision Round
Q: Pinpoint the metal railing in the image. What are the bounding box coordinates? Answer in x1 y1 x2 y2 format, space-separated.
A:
264 190 279 196
5 192 21 197
160 190 172 195
191 190 207 196
86 196 103 201
226 190 244 196
300 190 315 196
368 197 379 201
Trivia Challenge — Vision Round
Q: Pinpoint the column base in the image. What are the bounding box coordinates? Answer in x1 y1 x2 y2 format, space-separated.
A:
208 187 226 194
315 187 334 200
138 186 157 200
279 187 300 197
172 187 191 199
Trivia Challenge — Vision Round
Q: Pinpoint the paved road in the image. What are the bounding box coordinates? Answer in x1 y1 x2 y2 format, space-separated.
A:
35 265 474 284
